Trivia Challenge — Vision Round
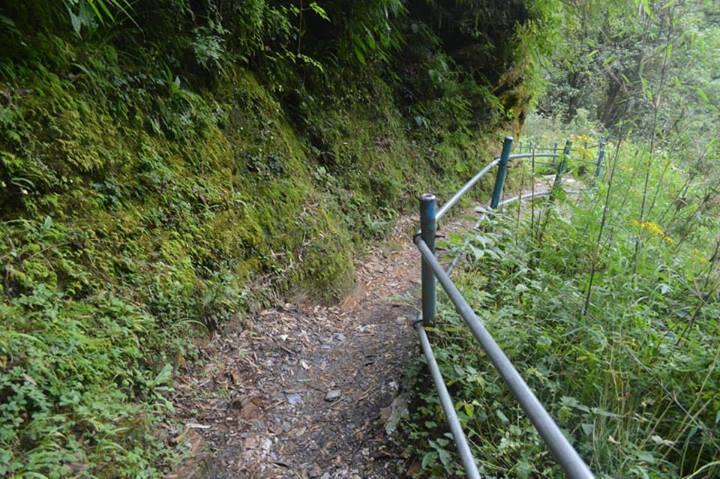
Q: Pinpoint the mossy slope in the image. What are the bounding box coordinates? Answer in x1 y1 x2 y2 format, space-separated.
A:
0 3 549 474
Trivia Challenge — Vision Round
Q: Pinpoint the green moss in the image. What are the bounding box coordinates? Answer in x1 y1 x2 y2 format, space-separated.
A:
0 33 509 478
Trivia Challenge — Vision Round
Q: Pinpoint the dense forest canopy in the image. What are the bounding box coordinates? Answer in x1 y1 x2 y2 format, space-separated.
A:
541 0 720 149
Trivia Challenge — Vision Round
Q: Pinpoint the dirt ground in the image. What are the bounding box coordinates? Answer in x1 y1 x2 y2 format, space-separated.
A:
168 180 565 479
168 212 471 479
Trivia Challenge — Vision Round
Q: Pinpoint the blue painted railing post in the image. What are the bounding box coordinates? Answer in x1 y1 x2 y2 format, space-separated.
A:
490 136 513 209
552 139 572 189
594 138 606 178
420 194 437 324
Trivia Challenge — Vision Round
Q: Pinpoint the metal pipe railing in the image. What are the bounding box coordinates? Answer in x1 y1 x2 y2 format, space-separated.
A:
413 134 605 478
420 194 437 324
498 189 583 208
508 152 559 161
435 139 599 221
497 190 551 207
490 137 514 208
416 322 481 479
414 236 594 479
436 157 500 221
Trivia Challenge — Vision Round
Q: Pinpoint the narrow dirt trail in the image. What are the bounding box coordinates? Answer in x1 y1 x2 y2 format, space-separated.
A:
170 213 473 479
168 174 579 479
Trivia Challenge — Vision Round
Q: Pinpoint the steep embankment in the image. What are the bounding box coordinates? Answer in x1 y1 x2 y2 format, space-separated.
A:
0 1 555 476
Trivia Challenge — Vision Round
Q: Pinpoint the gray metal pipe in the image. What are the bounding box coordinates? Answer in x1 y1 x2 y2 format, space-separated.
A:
508 152 559 161
497 190 551 207
414 237 595 479
416 322 482 479
436 157 501 221
498 190 583 208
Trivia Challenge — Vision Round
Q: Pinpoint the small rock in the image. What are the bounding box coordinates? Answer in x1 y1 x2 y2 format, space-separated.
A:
287 393 302 405
238 398 260 420
308 463 322 477
381 396 409 435
260 438 272 454
325 389 342 401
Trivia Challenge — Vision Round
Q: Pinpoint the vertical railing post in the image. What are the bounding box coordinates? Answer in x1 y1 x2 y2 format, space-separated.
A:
420 194 437 324
594 138 606 178
490 136 513 209
552 142 558 168
552 139 572 189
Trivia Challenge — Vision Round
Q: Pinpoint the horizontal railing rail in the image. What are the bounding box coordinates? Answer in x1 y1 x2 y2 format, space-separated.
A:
412 134 604 478
436 158 501 221
415 237 594 478
508 152 559 160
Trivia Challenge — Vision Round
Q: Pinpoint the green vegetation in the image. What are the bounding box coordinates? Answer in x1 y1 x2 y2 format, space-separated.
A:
0 0 560 477
408 135 720 478
407 1 720 476
411 136 720 477
7 0 717 476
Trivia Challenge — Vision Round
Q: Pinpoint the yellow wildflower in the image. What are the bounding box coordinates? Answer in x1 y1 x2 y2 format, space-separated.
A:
632 220 675 246
571 134 596 160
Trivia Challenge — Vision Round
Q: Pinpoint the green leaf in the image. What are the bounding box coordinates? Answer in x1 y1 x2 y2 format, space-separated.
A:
421 451 437 469
364 27 377 50
68 8 82 34
697 87 710 104
353 45 366 65
437 447 451 467
517 460 533 479
309 2 330 21
152 364 173 387
495 409 509 423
